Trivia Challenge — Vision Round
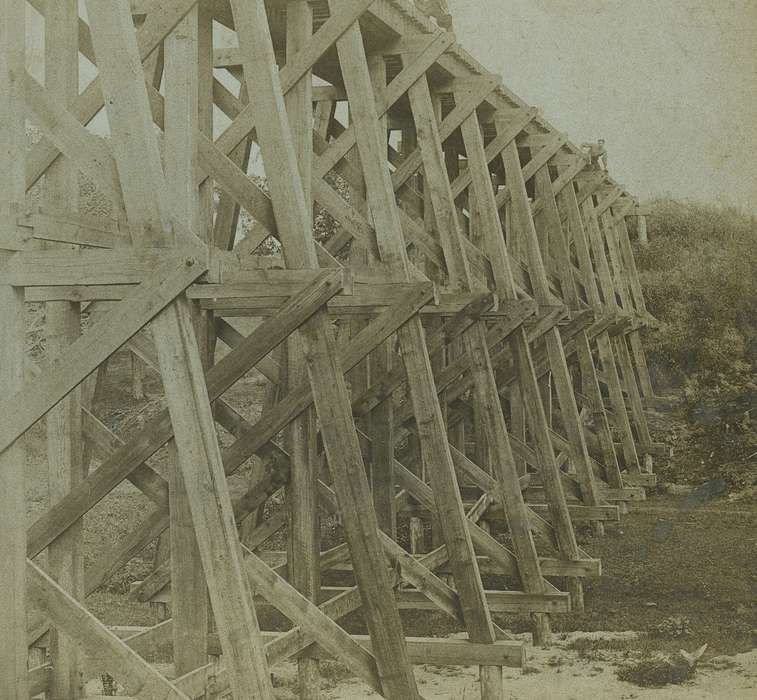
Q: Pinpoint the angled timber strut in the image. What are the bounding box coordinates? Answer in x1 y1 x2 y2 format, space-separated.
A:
0 0 664 698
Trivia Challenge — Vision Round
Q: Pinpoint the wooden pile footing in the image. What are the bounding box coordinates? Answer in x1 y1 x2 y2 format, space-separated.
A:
0 1 664 698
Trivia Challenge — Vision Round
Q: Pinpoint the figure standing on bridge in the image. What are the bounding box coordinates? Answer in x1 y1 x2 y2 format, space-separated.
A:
581 138 609 171
415 0 453 30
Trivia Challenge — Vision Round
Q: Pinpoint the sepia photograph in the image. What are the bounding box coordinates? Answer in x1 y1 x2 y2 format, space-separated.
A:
0 0 754 697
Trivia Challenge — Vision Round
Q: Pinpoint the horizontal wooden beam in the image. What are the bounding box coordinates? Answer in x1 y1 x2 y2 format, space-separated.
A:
621 472 658 488
3 247 204 287
301 635 525 668
17 208 128 249
257 549 602 579
110 625 525 668
312 588 569 614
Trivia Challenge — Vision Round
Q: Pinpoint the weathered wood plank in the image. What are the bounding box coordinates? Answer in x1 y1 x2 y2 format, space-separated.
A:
499 138 583 573
164 8 209 677
335 20 505 697
152 297 275 698
0 256 206 453
24 271 394 565
0 1 28 693
242 546 382 693
27 561 188 699
26 0 198 191
3 247 200 286
84 1 275 692
229 1 419 695
413 86 551 653
284 3 322 696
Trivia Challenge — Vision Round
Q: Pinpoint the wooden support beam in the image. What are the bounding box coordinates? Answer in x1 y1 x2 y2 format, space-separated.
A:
214 0 378 159
229 1 419 695
283 3 322 697
26 0 199 192
458 110 578 635
314 29 456 181
84 1 274 694
532 165 615 517
0 1 28 694
164 8 209 677
3 247 207 286
27 561 188 698
18 208 128 249
242 546 382 694
23 72 124 206
28 233 342 595
614 215 655 397
335 15 506 697
0 256 206 453
45 297 84 698
411 81 551 651
305 635 524 667
316 481 513 640
450 108 537 199
391 77 502 191
116 623 524 669
577 192 642 471
499 139 585 605
554 180 623 489
592 202 653 463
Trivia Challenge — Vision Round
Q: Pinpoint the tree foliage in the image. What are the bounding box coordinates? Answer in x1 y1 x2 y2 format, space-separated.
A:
634 199 757 489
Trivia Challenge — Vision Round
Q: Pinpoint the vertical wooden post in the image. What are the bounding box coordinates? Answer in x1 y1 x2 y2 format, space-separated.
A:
637 213 648 245
371 338 397 538
84 2 274 696
522 164 603 512
509 383 528 475
555 179 623 489
284 3 322 698
366 51 397 540
534 166 621 513
0 1 28 695
164 8 210 677
409 74 549 680
229 2 419 695
460 112 566 645
46 304 85 698
335 17 503 693
599 210 655 459
213 82 252 250
615 215 655 397
500 138 585 610
43 2 85 696
578 193 643 472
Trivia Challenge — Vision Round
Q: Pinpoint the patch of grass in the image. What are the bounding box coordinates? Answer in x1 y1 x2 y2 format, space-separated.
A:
318 660 354 689
649 615 692 639
539 494 757 656
565 637 635 660
616 654 696 687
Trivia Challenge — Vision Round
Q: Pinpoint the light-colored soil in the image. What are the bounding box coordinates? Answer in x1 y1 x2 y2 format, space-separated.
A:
80 632 757 699
270 632 757 700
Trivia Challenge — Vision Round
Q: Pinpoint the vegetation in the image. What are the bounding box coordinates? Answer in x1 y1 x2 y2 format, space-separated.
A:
633 199 757 492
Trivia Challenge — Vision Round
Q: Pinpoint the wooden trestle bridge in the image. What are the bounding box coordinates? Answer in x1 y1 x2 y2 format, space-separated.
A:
0 1 664 698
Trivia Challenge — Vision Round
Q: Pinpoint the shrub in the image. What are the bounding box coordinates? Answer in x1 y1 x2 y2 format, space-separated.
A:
635 199 757 490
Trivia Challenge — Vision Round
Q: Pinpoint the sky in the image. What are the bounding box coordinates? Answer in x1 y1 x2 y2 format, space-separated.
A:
450 0 757 211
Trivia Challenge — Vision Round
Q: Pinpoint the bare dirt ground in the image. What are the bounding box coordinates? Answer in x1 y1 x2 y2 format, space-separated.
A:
82 633 757 699
272 634 757 700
